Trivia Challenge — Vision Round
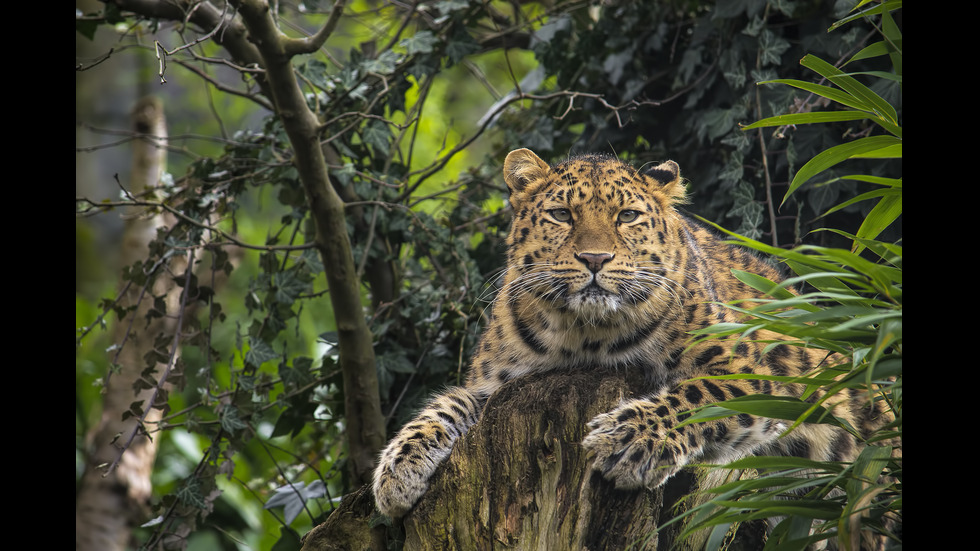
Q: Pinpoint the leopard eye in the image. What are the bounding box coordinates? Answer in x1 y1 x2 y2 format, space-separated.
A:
548 208 572 222
617 210 640 223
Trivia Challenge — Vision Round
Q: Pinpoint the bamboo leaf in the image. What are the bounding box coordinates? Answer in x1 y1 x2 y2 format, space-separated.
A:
852 143 902 159
784 135 902 204
740 110 871 130
800 54 897 124
754 79 871 111
730 269 796 299
690 394 847 428
854 191 902 245
830 0 903 33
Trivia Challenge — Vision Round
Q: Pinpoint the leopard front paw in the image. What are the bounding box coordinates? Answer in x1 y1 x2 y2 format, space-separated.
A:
581 399 691 490
372 457 432 518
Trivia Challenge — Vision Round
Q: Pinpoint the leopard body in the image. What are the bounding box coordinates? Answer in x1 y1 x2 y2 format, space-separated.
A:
372 148 888 518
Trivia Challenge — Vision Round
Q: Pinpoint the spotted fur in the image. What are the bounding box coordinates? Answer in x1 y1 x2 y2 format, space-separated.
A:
372 148 889 518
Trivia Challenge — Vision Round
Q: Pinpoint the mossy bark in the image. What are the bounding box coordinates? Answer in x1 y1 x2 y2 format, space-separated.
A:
302 369 733 550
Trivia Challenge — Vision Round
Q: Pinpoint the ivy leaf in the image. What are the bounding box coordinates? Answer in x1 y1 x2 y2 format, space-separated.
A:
245 338 278 368
758 29 791 66
220 405 249 433
361 50 401 76
400 30 438 55
362 120 392 156
446 27 479 64
298 59 331 91
280 356 315 388
272 270 309 304
698 108 742 141
435 0 470 15
298 247 324 275
76 15 99 41
521 118 554 152
331 162 356 186
176 478 209 509
718 152 745 184
378 352 416 375
728 179 766 240
264 480 326 524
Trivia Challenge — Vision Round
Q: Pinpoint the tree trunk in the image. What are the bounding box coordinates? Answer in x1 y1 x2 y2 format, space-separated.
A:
76 97 172 551
301 368 753 551
233 0 386 485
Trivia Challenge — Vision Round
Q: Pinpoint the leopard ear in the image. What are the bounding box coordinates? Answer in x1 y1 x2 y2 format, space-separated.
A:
643 160 686 202
503 148 551 194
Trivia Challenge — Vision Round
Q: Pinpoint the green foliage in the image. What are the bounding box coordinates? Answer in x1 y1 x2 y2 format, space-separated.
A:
76 2 524 548
667 3 902 549
76 0 900 549
505 0 901 248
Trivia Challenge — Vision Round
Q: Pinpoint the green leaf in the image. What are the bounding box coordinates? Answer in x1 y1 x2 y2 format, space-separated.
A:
820 177 901 218
362 120 392 155
270 527 303 551
712 394 847 427
709 498 842 520
445 27 479 64
400 30 438 55
799 54 898 125
724 455 845 473
176 478 210 509
331 162 357 186
76 17 99 41
783 135 901 204
271 407 306 438
245 338 279 368
854 190 902 245
754 79 871 112
220 405 249 433
829 0 903 33
280 356 315 388
730 269 796 299
740 110 871 130
435 0 470 15
845 39 903 66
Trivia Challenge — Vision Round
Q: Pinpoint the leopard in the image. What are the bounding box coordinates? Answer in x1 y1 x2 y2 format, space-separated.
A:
372 147 893 520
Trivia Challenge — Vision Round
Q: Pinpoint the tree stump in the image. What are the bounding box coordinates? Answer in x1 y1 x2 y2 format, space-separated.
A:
303 368 720 550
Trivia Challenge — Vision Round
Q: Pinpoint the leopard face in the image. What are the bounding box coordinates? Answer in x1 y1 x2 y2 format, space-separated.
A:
503 150 687 323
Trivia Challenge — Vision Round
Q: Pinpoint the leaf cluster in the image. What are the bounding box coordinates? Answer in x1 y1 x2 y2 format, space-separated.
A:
501 0 901 248
76 2 540 548
667 3 902 548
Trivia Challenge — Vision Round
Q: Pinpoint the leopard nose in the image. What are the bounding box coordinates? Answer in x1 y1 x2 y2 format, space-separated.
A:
575 252 614 273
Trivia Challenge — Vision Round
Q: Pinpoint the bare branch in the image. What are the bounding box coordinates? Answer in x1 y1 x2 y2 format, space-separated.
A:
282 0 348 57
168 57 274 111
154 2 230 83
109 0 272 97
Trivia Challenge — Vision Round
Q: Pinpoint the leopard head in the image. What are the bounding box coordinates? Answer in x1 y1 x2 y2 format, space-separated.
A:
501 148 688 323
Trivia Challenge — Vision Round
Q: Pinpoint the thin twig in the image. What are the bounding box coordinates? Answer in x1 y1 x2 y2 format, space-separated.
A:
154 3 230 83
75 197 315 252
